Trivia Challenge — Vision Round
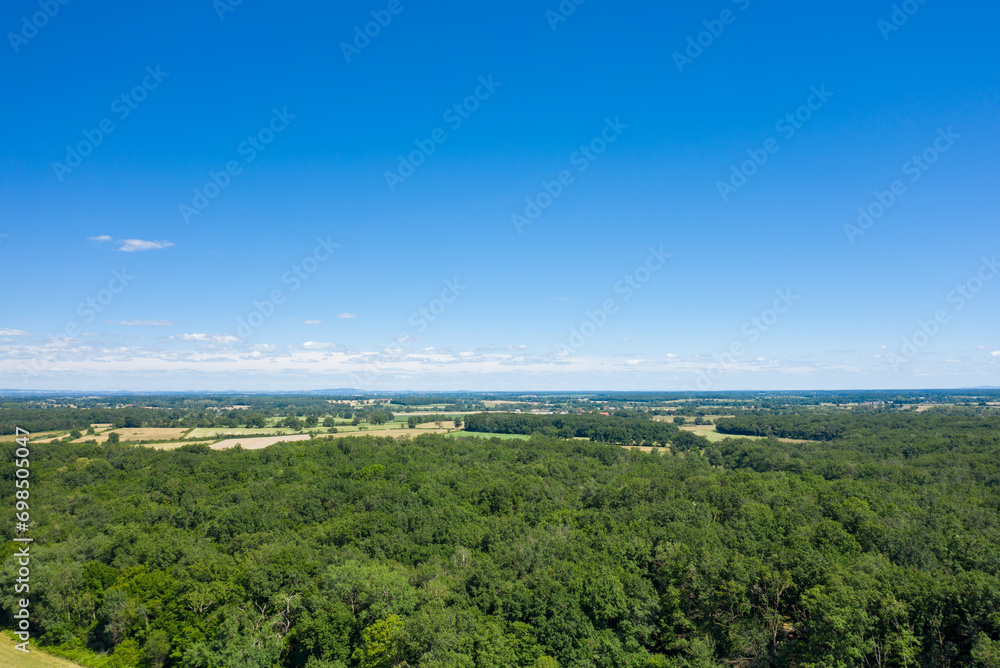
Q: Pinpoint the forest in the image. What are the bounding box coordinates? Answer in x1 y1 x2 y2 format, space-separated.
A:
2 398 1000 667
462 413 705 449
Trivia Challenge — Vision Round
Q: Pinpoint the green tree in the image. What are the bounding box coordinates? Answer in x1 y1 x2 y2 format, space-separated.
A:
353 615 406 668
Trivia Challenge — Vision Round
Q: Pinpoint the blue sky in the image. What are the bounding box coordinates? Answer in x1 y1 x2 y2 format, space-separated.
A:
1 0 998 391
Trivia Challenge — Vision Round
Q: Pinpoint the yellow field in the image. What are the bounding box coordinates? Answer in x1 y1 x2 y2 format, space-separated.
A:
186 427 299 439
0 635 84 667
78 428 190 444
622 445 669 454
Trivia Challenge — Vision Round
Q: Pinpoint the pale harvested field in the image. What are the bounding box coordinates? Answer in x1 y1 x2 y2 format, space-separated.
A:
210 434 314 450
2 431 64 442
187 427 300 439
75 428 189 444
1 635 84 667
141 440 215 450
625 445 670 454
324 425 455 439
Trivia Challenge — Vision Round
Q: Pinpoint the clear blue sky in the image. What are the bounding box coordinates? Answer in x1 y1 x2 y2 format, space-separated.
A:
1 0 998 391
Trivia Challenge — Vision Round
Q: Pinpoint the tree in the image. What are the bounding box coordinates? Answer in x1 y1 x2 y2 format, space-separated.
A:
353 615 405 668
454 417 463 428
306 415 319 428
245 413 267 429
107 432 120 444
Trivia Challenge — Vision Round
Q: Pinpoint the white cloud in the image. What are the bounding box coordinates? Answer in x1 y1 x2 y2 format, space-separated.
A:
302 341 337 349
304 320 322 325
338 313 357 319
0 328 30 336
88 235 113 243
176 333 239 344
117 239 175 252
112 320 174 326
991 351 1000 358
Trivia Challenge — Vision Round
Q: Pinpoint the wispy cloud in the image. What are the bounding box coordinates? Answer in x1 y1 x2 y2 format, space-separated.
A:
175 333 239 344
304 320 322 325
338 313 357 319
991 351 1000 358
0 328 30 336
117 239 175 252
88 236 175 252
110 320 174 327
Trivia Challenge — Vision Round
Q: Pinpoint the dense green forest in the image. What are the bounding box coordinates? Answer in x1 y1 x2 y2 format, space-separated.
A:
4 403 1000 667
463 413 708 450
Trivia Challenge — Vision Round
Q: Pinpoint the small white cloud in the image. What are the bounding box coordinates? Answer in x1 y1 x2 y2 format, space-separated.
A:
991 351 1000 358
176 333 238 344
304 320 322 325
112 320 174 326
302 341 337 349
338 313 357 319
88 235 113 243
554 297 567 301
0 328 30 336
666 353 678 358
117 239 175 252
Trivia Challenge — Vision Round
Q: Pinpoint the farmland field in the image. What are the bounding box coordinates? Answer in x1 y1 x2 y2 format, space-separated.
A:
186 427 300 439
445 430 529 441
210 434 314 450
81 427 189 443
1 635 83 667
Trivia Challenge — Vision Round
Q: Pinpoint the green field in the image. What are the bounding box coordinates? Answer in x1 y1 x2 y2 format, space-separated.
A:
446 431 530 441
1 635 83 667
